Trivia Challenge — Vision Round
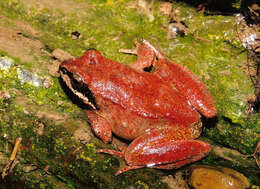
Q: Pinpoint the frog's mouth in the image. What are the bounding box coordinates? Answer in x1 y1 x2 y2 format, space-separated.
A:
59 67 98 110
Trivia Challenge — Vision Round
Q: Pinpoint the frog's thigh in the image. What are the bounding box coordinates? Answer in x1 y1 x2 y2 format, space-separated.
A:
86 110 112 143
124 127 210 169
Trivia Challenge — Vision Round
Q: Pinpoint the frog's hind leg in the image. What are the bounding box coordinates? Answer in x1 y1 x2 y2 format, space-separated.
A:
123 127 210 173
119 39 156 72
98 127 210 175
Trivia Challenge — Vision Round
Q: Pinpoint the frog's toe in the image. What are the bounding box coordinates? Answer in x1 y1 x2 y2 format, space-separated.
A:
115 165 144 176
97 149 124 158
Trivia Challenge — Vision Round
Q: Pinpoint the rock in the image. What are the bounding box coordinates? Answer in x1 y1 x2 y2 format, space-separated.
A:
161 171 189 189
158 2 172 16
0 90 10 99
48 60 60 77
71 31 82 40
23 165 38 173
73 127 92 144
43 77 52 88
0 56 13 71
168 22 188 38
52 49 74 62
127 0 154 22
189 165 250 189
17 68 44 87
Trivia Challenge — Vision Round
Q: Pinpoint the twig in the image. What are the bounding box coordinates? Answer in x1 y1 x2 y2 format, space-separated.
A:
2 137 22 179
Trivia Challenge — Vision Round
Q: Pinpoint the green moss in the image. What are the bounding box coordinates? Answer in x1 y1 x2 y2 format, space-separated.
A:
205 119 257 154
136 180 149 189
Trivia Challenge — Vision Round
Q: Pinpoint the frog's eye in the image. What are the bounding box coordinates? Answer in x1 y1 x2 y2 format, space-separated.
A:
89 55 97 65
73 73 83 83
82 49 102 65
60 67 67 74
88 52 100 65
89 58 95 65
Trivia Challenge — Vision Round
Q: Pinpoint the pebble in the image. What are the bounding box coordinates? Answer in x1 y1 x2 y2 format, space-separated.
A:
189 165 250 189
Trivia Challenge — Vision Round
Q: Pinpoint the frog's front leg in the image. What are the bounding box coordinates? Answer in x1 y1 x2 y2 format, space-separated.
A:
98 126 210 175
86 110 112 143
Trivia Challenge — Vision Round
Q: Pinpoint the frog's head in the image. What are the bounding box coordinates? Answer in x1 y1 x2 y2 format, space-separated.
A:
59 49 102 109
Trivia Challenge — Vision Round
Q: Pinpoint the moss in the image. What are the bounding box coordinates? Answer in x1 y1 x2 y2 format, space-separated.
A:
0 94 166 188
205 119 257 154
136 180 149 189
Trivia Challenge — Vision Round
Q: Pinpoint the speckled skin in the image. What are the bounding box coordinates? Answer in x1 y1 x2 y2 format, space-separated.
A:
59 40 216 175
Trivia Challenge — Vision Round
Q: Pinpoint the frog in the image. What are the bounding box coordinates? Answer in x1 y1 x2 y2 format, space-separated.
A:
59 39 217 175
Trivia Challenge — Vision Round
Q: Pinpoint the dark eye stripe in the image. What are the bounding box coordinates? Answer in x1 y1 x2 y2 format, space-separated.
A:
59 68 99 110
73 73 83 82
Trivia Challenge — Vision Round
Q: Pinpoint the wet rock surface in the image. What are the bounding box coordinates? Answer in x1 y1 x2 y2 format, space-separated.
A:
189 165 250 189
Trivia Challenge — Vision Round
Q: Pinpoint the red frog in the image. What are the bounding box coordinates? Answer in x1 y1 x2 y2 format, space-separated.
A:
59 39 217 175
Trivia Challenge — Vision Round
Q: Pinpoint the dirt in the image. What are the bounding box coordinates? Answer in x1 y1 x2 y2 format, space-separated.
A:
73 127 92 144
23 0 92 13
0 16 44 63
0 0 84 65
161 172 189 189
13 94 92 135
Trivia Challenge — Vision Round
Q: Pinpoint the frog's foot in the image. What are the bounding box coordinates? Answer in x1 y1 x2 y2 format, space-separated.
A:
119 39 157 72
140 39 165 59
115 165 144 176
86 111 112 144
97 149 125 158
118 48 137 55
119 39 140 55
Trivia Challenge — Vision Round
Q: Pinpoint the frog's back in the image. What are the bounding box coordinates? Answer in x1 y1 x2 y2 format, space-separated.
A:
84 51 199 126
94 96 201 140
